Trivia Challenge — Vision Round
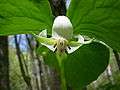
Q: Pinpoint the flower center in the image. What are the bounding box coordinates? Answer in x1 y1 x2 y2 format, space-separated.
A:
54 37 68 53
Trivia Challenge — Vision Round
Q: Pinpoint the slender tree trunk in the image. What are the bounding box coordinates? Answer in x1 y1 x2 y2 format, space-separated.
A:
26 34 43 90
0 36 10 90
14 35 32 90
48 0 66 17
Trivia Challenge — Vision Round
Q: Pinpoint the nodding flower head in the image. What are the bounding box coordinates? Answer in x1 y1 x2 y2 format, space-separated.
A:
33 16 92 54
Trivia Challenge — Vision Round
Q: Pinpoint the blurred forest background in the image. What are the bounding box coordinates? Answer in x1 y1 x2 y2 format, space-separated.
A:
8 35 120 90
0 0 120 90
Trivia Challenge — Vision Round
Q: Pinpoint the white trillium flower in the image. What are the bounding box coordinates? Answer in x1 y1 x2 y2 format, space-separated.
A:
33 16 92 54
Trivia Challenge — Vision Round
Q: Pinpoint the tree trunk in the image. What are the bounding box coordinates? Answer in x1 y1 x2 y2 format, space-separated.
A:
0 36 10 90
48 0 66 17
14 35 32 90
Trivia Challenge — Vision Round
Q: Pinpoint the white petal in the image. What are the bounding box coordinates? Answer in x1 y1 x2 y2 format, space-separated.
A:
39 29 47 37
67 35 84 53
67 38 94 54
67 46 80 54
37 30 56 52
74 35 84 43
41 43 55 52
52 16 73 40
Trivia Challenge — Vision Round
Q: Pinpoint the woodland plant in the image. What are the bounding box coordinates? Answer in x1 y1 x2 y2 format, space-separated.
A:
0 0 120 90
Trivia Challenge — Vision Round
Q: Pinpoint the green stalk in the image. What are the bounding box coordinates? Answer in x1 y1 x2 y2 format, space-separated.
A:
56 53 67 90
60 61 67 90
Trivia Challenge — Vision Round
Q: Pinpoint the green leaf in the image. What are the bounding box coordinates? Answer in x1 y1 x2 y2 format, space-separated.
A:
67 0 120 51
64 42 109 89
0 0 53 35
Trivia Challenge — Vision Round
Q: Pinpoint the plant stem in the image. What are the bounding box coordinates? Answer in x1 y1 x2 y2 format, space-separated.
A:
56 53 67 90
60 63 67 90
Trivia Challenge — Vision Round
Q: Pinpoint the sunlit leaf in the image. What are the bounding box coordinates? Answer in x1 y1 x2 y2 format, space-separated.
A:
0 0 53 35
67 0 120 51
